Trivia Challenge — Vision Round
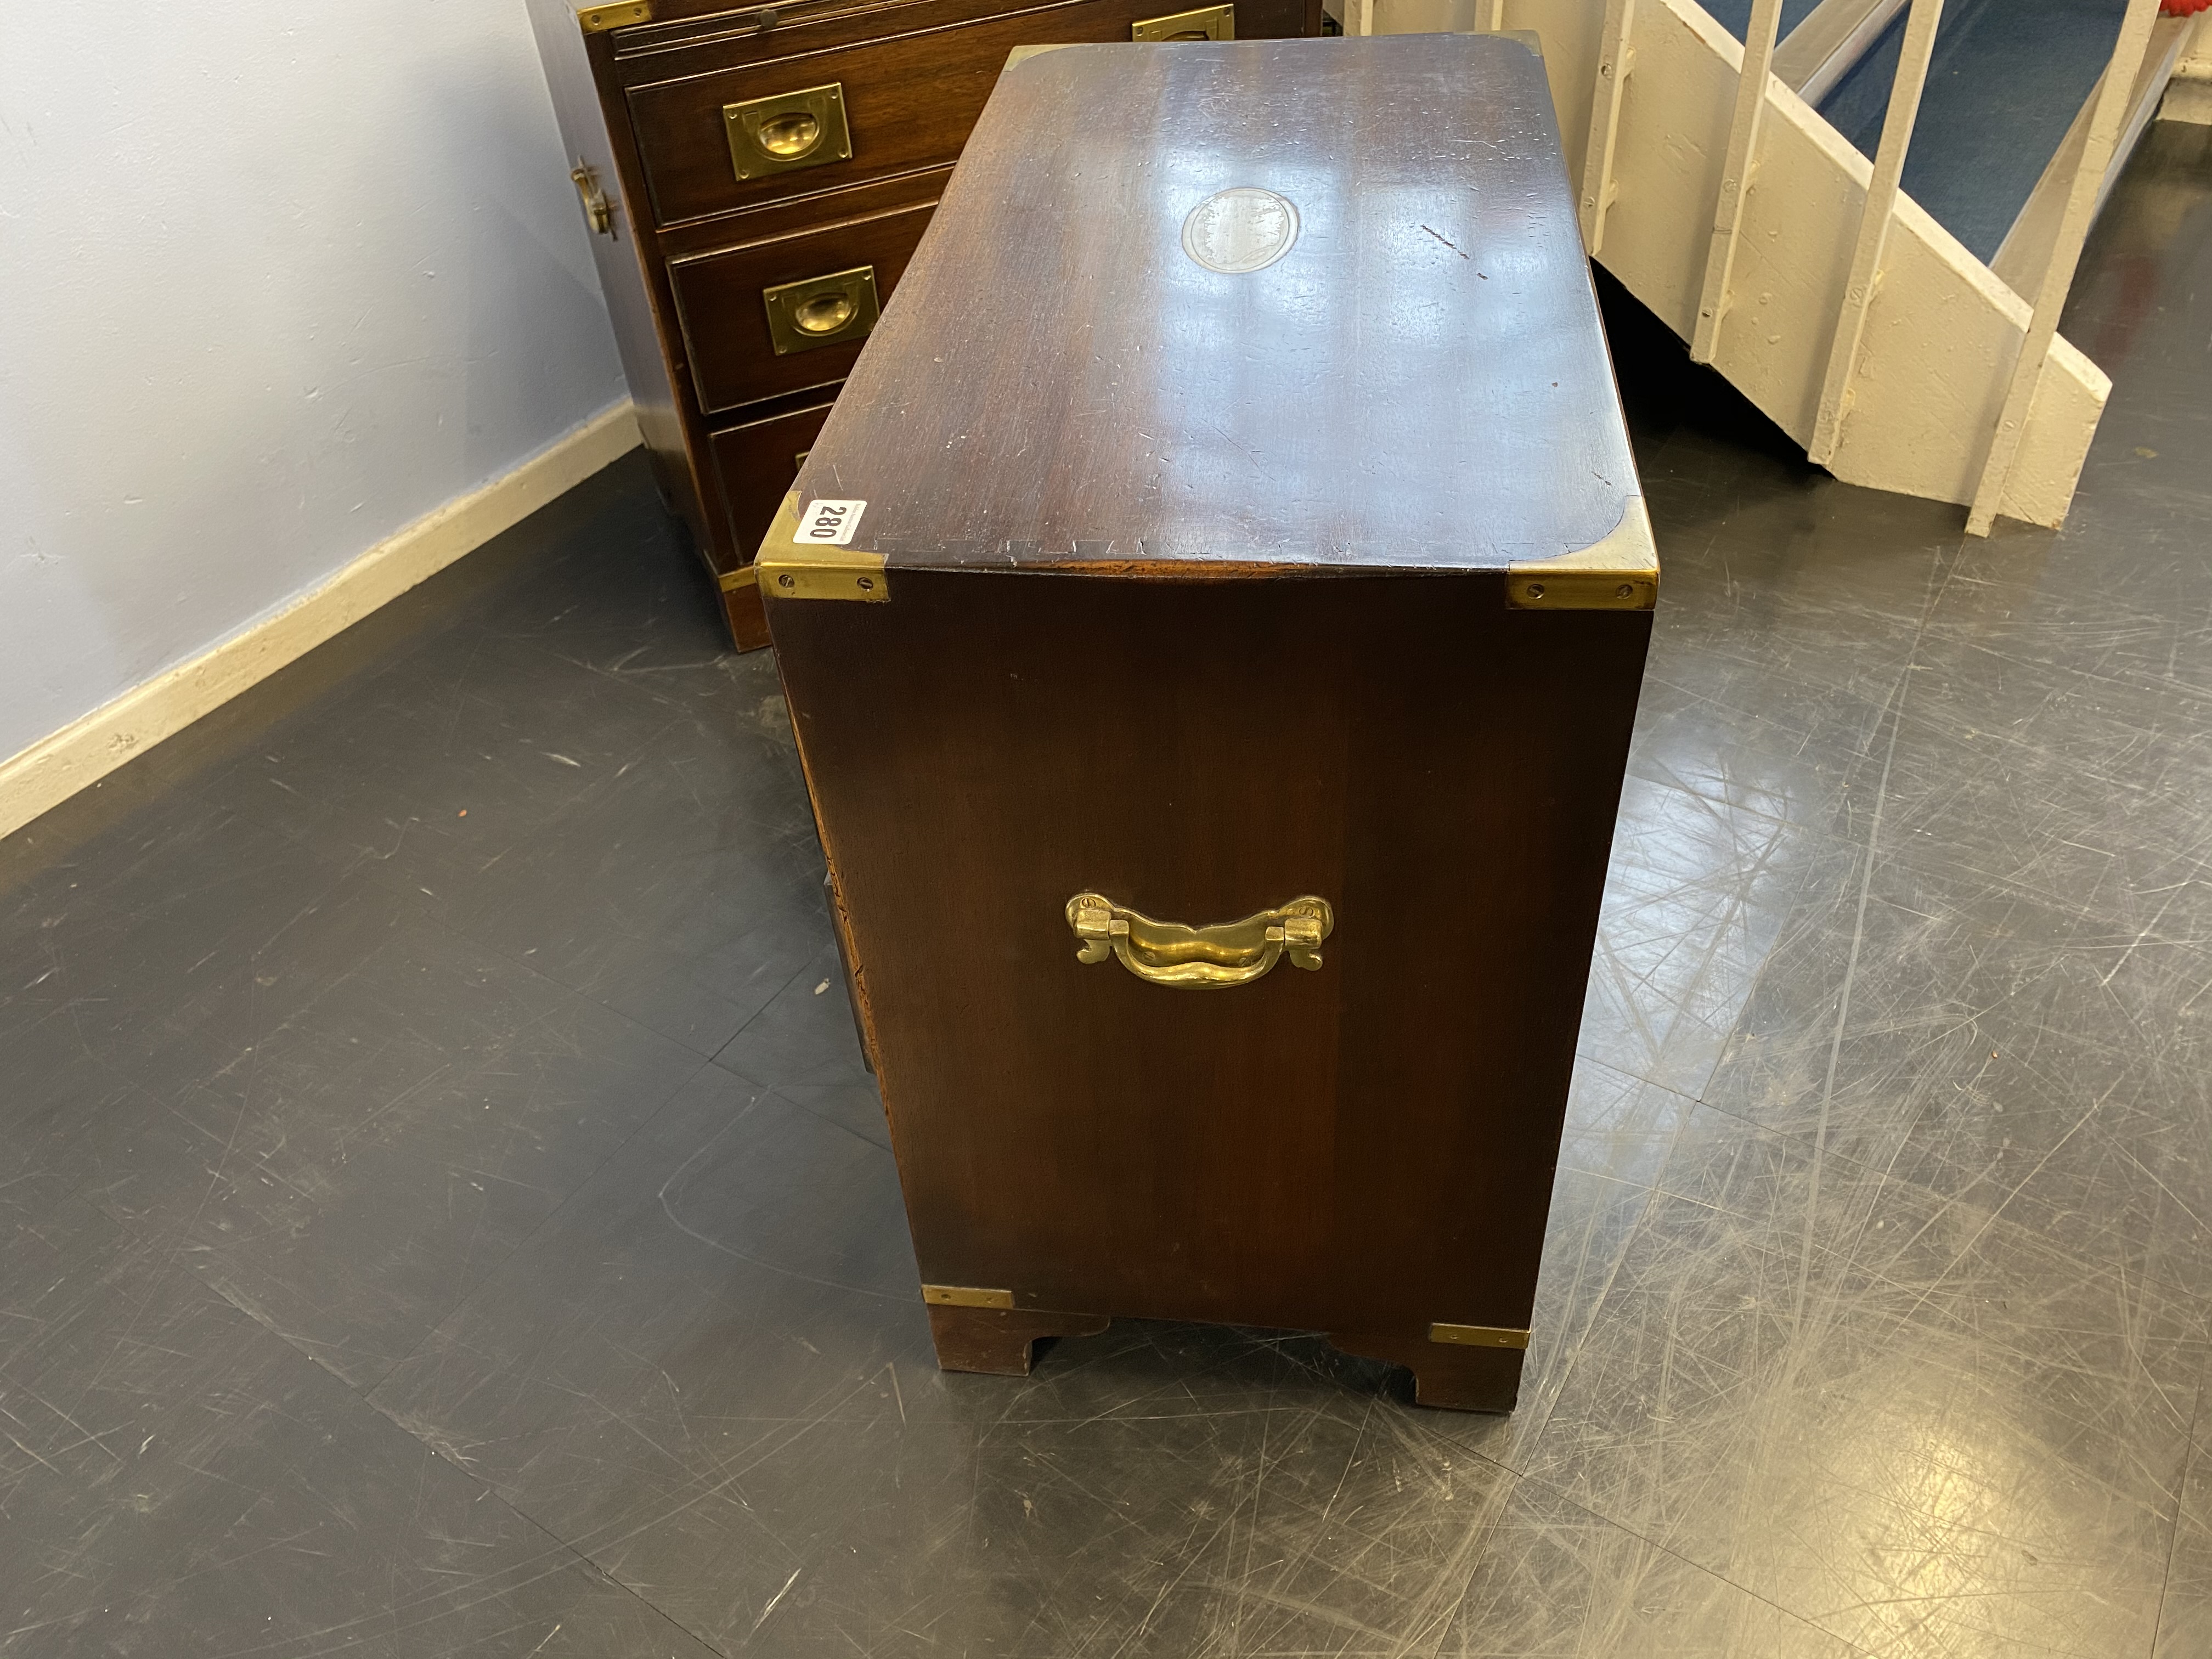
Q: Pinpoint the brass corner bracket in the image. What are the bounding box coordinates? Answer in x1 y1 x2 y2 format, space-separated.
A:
922 1284 1015 1309
755 491 889 603
1506 495 1658 611
578 1 651 32
1429 1323 1531 1350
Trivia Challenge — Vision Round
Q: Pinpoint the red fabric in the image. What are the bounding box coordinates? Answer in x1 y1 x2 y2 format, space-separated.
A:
2163 0 2211 16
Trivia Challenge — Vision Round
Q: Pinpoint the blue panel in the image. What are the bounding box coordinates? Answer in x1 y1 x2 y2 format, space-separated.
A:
1819 0 2128 263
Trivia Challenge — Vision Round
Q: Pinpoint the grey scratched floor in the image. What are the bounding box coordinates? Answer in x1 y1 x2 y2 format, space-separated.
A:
5 123 2212 1659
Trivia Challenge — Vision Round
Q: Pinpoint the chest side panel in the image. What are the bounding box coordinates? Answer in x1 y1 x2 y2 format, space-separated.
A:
773 572 1650 1333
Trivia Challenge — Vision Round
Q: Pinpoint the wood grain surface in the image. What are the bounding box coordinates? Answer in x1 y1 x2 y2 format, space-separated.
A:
539 0 1319 649
712 398 839 549
768 34 1653 1408
628 0 1318 227
794 34 1641 574
774 572 1651 1404
670 194 941 412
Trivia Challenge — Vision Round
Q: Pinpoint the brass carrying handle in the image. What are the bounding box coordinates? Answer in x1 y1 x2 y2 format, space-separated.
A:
1066 892 1332 989
570 162 614 236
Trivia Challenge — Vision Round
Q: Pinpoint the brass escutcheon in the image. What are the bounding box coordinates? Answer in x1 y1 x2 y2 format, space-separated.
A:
1132 3 1234 38
724 83 852 182
761 265 881 356
1066 892 1332 989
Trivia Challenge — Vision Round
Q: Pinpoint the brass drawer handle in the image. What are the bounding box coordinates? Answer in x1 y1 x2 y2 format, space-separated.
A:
1132 3 1234 39
1066 891 1331 989
725 83 853 182
763 265 881 355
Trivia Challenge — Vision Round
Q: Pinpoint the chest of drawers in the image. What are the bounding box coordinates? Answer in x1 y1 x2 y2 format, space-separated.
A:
528 0 1324 649
757 36 1657 1409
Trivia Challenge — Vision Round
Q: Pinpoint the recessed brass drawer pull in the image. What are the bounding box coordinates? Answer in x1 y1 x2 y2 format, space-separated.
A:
1066 891 1331 988
724 83 853 183
1132 3 1234 40
762 265 881 355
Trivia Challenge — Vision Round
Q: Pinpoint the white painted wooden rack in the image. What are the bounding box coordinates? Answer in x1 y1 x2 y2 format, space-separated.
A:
1341 1 2208 533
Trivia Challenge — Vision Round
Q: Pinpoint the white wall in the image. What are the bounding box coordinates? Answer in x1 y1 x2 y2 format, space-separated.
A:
1370 0 1488 31
0 2 627 764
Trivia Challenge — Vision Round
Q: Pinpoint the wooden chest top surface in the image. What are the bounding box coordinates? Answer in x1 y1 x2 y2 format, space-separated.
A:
789 33 1641 576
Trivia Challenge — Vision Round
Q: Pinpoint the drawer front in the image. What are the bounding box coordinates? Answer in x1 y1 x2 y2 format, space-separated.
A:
710 398 838 563
629 0 1314 227
670 197 935 413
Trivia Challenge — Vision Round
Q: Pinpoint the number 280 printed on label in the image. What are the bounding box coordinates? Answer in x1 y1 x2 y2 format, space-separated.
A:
793 499 866 546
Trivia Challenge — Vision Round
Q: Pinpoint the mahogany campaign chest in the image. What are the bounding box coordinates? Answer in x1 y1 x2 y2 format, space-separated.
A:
758 33 1656 1410
526 0 1320 652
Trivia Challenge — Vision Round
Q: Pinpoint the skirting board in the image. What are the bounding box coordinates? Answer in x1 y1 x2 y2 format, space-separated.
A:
0 398 641 842
2166 17 2212 123
2162 77 2212 125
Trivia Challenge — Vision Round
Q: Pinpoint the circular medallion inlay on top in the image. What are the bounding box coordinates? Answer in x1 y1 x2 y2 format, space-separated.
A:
1181 188 1301 274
